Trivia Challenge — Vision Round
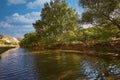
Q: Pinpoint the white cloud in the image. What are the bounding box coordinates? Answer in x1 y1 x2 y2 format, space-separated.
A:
0 11 40 28
27 0 51 9
7 0 26 5
0 12 40 37
0 21 12 28
5 12 40 25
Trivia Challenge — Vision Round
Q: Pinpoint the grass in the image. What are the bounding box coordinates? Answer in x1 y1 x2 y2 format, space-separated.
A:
0 40 6 44
0 40 11 45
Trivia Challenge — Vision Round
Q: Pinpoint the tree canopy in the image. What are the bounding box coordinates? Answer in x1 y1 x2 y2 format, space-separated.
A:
20 0 119 49
79 0 120 30
20 0 79 47
33 0 78 43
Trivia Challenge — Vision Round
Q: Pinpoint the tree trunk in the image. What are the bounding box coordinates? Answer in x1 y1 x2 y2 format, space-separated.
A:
102 13 120 30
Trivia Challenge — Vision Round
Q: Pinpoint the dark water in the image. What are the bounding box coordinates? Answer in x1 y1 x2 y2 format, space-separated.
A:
0 48 120 80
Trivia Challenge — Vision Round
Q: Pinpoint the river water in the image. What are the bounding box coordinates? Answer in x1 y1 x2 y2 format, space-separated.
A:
0 48 120 80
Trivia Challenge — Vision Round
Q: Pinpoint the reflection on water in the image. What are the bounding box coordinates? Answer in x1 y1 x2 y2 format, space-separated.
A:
0 48 120 80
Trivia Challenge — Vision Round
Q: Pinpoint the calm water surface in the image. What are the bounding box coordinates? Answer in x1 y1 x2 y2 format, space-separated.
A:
0 48 120 80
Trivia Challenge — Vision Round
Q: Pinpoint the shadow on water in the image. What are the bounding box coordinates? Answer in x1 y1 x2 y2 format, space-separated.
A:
0 48 120 80
33 52 120 80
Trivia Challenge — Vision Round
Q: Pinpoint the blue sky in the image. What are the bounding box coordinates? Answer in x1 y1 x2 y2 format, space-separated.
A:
0 0 83 38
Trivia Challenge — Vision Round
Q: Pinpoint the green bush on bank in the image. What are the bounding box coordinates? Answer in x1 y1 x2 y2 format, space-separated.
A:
19 32 38 48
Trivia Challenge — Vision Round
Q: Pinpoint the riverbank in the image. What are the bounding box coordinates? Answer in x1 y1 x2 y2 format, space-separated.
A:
25 39 120 59
0 46 16 54
30 49 120 60
29 40 120 52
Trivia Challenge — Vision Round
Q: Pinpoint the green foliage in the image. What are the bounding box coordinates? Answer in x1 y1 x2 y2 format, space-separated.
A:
79 0 120 30
81 11 93 23
33 0 79 43
19 32 38 48
20 0 119 49
78 25 119 44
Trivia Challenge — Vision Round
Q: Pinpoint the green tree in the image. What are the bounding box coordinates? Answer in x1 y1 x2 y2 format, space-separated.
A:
79 0 120 30
33 0 79 43
19 32 38 48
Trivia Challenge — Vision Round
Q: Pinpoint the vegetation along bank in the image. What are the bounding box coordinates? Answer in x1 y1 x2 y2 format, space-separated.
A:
19 0 120 56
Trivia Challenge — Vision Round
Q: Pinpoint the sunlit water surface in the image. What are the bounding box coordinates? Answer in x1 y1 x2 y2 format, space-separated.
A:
0 48 120 80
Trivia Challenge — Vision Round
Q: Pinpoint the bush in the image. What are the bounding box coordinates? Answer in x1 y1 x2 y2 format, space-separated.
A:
19 32 38 48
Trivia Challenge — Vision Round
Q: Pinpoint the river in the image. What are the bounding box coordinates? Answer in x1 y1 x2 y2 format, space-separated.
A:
0 48 120 80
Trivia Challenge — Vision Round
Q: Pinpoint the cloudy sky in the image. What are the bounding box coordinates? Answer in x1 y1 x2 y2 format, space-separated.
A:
0 0 83 38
